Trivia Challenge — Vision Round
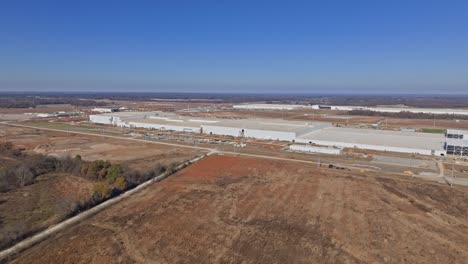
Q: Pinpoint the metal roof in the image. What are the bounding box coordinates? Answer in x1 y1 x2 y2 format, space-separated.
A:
298 127 445 150
203 119 331 133
446 129 468 135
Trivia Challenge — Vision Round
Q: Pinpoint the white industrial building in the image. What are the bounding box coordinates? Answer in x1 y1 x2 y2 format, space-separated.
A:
201 119 330 141
233 104 307 110
368 107 468 116
445 129 468 156
289 145 342 155
127 117 209 133
91 108 119 113
89 112 157 126
311 105 468 116
89 111 452 156
311 105 365 111
296 127 446 156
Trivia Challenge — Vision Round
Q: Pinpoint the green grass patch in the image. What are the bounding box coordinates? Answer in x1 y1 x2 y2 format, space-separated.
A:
421 128 446 134
26 121 121 135
27 121 73 130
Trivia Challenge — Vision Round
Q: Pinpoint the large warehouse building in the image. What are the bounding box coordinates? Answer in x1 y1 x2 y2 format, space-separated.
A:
89 111 454 156
201 119 330 141
296 127 446 156
445 129 468 156
233 104 307 110
89 112 329 141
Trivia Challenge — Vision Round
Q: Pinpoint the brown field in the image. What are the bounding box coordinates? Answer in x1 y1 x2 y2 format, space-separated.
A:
0 173 94 250
0 124 203 168
0 124 203 251
10 155 468 264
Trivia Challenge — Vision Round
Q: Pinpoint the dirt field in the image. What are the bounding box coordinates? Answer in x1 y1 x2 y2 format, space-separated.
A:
0 124 203 168
10 155 468 264
0 123 204 252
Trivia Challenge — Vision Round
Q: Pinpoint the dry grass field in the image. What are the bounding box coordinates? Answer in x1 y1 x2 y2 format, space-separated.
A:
10 155 468 264
0 123 203 168
0 123 203 251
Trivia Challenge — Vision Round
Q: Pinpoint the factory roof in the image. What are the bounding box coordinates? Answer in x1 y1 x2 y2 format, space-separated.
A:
368 107 468 116
233 104 307 110
90 111 160 117
128 116 219 128
447 129 468 135
204 118 331 133
298 127 445 150
445 138 468 146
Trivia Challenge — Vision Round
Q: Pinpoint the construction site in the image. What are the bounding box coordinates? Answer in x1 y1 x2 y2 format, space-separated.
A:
89 111 455 157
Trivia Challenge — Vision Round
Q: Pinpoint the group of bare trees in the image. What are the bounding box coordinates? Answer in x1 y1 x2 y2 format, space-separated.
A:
0 94 108 108
0 143 84 192
0 142 178 208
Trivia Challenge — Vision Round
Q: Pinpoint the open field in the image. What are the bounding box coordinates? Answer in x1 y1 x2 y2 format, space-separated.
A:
0 123 203 168
10 155 468 263
0 123 204 252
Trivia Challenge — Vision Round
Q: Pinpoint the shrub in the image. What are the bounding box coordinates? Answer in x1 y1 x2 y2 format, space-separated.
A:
93 182 111 199
106 164 123 183
113 176 127 191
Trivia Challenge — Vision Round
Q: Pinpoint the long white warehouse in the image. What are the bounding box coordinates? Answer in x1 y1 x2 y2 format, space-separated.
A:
202 119 330 141
233 104 307 110
289 145 342 155
89 111 448 156
311 105 468 116
297 127 446 156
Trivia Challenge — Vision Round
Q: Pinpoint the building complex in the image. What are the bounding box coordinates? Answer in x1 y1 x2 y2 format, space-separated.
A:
90 111 467 157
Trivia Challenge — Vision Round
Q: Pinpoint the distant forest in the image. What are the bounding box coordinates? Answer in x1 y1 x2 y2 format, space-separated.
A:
1 92 468 108
0 95 108 108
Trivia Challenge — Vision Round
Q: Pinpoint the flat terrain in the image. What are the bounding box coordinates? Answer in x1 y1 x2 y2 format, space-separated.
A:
11 155 468 263
0 123 203 169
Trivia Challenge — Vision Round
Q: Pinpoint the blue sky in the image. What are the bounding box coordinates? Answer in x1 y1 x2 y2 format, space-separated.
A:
1 0 467 94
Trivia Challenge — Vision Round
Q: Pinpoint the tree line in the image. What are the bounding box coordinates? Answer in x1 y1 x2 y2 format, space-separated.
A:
0 95 108 108
0 142 177 207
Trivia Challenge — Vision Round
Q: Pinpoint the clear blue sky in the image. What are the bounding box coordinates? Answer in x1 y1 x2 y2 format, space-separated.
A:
1 0 467 94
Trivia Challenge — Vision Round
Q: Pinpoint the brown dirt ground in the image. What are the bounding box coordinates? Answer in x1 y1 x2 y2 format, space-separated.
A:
0 124 203 252
0 124 203 167
10 155 468 264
